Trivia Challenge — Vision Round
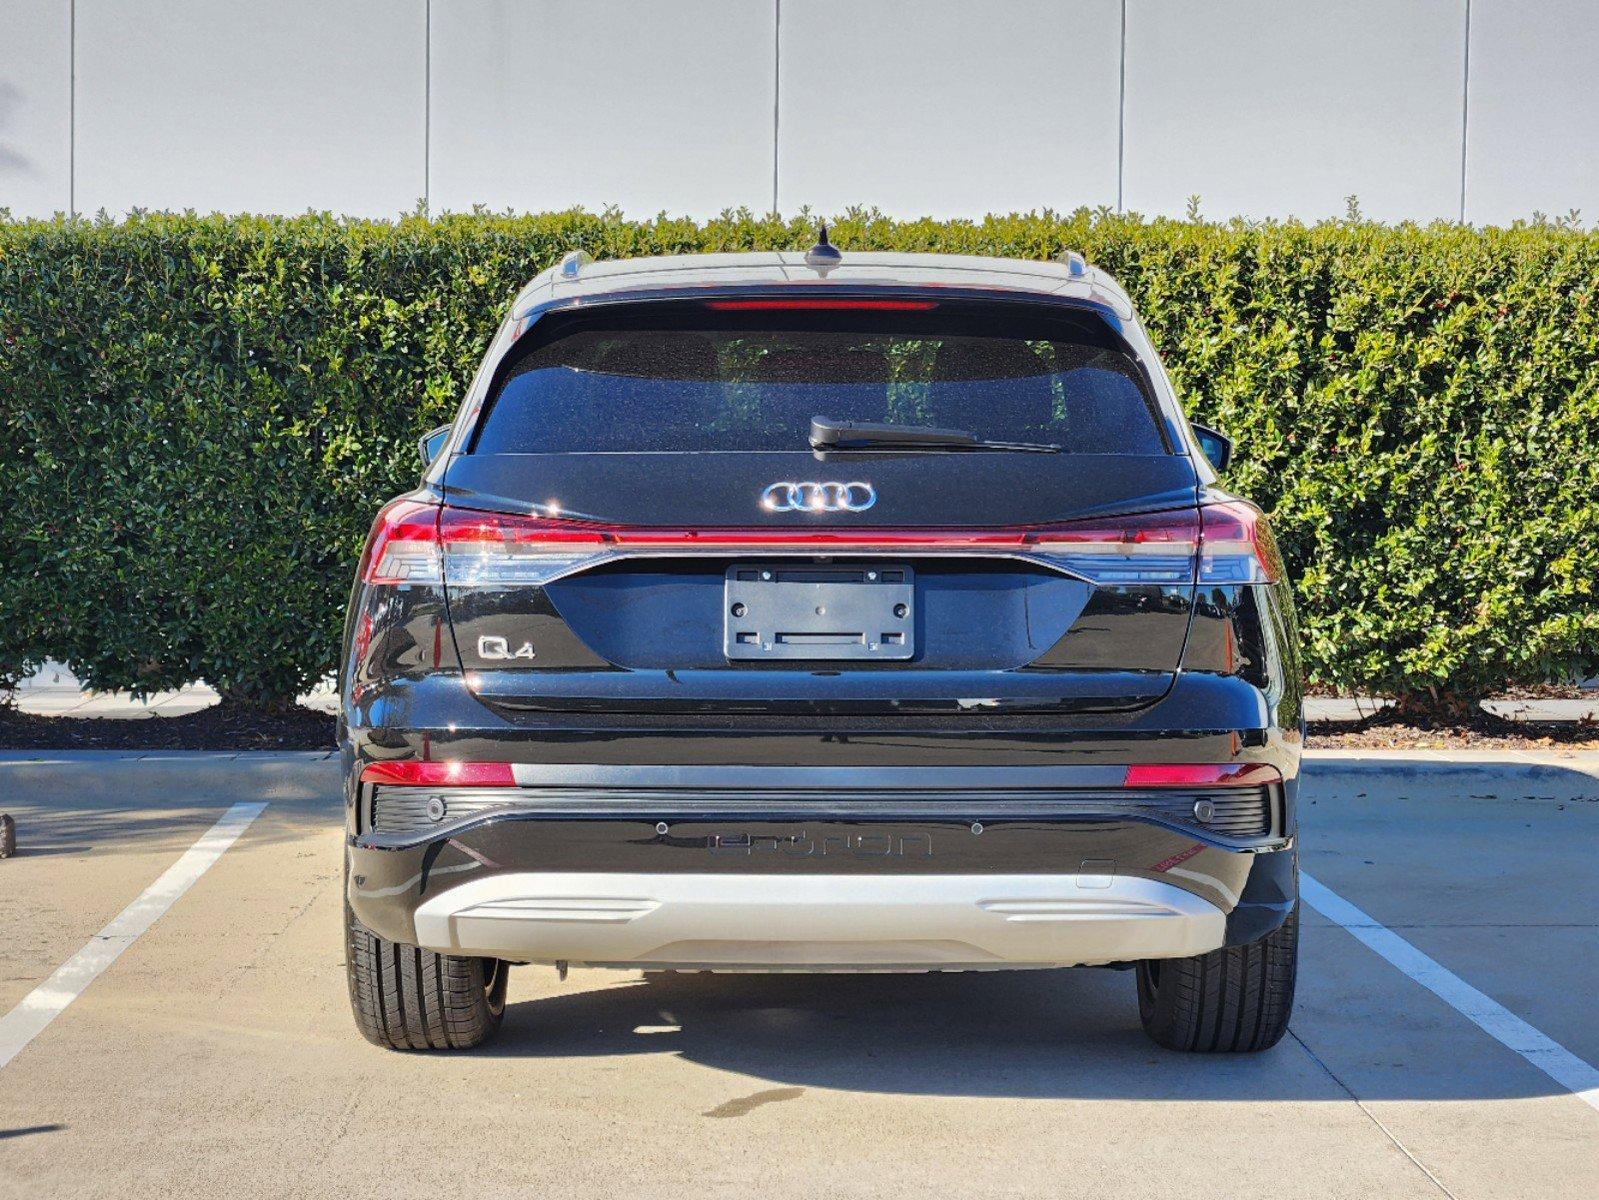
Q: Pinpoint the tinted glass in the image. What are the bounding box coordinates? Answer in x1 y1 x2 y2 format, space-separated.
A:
475 305 1166 455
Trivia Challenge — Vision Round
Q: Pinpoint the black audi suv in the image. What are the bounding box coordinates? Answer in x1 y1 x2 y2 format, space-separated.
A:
340 239 1303 1054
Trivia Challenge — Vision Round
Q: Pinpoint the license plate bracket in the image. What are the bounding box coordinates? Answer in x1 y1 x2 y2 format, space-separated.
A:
724 563 915 661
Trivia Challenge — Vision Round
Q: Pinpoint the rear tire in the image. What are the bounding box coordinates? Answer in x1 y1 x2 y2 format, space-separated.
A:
1136 904 1298 1052
345 902 507 1051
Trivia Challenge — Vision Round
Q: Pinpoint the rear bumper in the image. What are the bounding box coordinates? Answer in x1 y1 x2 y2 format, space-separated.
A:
407 871 1226 970
347 763 1297 970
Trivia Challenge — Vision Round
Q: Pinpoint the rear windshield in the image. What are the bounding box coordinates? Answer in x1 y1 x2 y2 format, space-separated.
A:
474 302 1167 454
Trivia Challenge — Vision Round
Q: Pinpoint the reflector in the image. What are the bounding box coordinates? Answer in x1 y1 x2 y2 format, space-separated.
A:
360 761 517 786
1123 763 1283 788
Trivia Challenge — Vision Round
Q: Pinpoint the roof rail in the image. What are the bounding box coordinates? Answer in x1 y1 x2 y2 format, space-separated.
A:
558 249 594 280
1054 249 1088 278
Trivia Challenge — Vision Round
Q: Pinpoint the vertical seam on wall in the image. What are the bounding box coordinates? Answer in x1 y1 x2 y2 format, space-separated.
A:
1117 0 1127 213
69 0 76 217
1459 0 1471 224
424 0 432 215
772 0 781 215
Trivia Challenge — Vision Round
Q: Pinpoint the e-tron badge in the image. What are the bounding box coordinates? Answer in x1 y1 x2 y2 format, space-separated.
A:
761 481 876 513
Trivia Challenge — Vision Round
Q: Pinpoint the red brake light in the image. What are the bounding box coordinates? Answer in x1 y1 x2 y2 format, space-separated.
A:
360 761 517 787
1124 763 1283 788
704 299 938 311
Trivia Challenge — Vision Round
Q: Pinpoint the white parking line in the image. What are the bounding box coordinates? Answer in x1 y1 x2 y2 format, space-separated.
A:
0 801 267 1071
1302 872 1599 1113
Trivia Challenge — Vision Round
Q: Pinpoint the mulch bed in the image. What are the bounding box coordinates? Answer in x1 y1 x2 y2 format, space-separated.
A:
1308 711 1599 751
0 703 336 751
1304 682 1595 702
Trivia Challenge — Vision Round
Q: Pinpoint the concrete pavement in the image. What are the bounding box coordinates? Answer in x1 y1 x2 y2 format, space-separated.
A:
0 750 1595 1199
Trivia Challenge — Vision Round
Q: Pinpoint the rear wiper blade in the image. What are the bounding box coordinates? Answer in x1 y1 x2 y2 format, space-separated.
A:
809 416 1060 454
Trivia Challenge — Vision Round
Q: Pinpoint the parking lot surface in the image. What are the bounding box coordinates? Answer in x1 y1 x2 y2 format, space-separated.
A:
1 749 1595 1199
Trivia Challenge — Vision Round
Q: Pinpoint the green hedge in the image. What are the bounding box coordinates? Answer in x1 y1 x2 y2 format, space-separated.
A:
2 209 1597 709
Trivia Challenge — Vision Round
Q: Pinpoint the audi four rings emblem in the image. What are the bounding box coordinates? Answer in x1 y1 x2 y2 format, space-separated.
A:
761 481 877 513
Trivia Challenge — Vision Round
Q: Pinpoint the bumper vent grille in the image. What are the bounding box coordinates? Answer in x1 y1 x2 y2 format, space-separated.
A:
372 784 1274 842
1190 792 1273 838
370 789 510 832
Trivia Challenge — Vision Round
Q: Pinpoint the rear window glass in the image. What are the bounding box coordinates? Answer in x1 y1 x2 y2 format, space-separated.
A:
474 303 1167 455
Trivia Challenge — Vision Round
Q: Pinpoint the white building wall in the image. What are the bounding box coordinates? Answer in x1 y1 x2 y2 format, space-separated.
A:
0 0 71 218
430 0 774 216
73 0 425 217
1465 0 1599 226
1 0 1596 225
1122 0 1465 224
778 0 1121 219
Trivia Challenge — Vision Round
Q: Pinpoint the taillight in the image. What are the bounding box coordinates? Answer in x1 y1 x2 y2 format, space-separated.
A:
360 499 443 585
438 508 611 587
1199 501 1282 584
357 501 609 588
363 504 1262 590
1026 510 1199 586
